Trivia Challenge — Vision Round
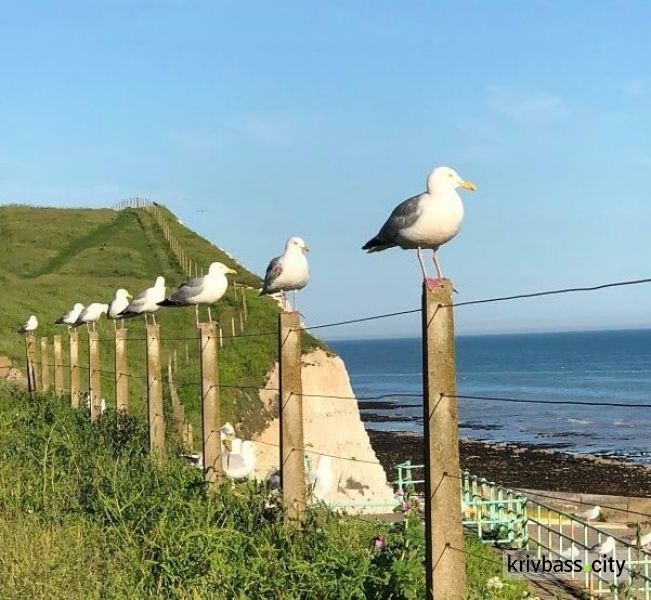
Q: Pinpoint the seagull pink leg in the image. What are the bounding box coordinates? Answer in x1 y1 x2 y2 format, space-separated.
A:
417 248 440 291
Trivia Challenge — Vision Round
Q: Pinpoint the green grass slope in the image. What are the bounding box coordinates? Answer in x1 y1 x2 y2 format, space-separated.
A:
0 203 302 438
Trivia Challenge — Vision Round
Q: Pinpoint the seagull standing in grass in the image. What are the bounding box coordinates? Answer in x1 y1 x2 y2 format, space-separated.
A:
119 276 166 325
75 303 109 331
362 166 477 290
260 237 310 312
18 315 38 334
158 262 236 326
107 289 133 330
55 303 85 330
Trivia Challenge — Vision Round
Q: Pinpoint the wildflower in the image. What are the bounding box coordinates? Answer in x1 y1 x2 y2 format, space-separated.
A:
373 535 386 550
400 501 410 513
486 576 504 591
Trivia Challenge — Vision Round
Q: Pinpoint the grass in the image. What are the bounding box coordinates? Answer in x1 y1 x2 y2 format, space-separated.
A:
0 203 325 440
0 385 529 599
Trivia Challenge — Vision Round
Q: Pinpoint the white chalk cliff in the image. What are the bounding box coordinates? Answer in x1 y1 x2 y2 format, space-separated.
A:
253 348 396 514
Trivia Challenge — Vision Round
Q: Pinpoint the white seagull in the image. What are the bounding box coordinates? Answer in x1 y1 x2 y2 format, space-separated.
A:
362 166 477 290
107 289 133 330
308 455 335 502
74 303 109 331
590 536 616 555
54 303 85 329
18 314 38 334
260 237 310 311
119 276 166 325
575 505 601 522
158 262 236 326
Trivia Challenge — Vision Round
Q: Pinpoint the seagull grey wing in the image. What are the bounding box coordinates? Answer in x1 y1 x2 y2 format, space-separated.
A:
170 277 206 302
261 257 284 294
363 194 422 252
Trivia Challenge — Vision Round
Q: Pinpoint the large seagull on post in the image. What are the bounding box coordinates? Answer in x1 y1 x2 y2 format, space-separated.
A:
362 166 476 290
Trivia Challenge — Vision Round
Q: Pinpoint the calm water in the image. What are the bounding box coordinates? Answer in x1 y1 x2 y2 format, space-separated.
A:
329 330 651 463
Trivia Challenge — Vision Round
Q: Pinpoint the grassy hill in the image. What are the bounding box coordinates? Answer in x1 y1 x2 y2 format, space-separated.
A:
0 203 313 438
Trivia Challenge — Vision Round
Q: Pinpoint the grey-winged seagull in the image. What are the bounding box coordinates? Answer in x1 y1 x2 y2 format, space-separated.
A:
260 237 310 312
362 166 476 290
119 276 166 325
18 315 38 334
107 289 133 330
158 262 236 326
74 303 109 331
55 303 85 330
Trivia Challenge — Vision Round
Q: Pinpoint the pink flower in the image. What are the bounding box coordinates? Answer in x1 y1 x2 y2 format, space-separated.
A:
373 536 386 550
401 501 411 513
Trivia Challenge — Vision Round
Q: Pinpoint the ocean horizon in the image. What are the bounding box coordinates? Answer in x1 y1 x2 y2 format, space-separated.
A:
329 328 651 463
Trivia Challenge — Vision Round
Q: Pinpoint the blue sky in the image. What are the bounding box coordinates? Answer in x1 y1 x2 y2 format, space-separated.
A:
1 1 650 338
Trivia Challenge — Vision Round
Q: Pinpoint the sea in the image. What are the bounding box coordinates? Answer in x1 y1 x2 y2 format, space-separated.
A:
329 329 651 464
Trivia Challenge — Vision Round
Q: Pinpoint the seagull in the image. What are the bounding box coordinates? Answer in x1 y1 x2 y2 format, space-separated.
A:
362 166 477 291
74 303 109 331
575 505 601 522
119 276 166 325
18 315 38 334
107 289 133 330
158 262 236 326
260 237 310 312
590 536 616 555
308 455 335 502
54 303 85 330
561 544 581 559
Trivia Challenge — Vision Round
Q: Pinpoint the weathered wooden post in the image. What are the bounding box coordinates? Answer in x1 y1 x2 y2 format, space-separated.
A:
241 288 248 322
24 336 36 393
40 337 51 392
168 359 185 440
69 330 80 408
53 335 64 396
278 311 305 521
422 280 464 599
88 331 102 421
115 328 128 412
146 325 165 454
199 323 222 486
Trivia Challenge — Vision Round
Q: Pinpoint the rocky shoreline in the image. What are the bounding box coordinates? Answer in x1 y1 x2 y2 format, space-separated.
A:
368 429 651 497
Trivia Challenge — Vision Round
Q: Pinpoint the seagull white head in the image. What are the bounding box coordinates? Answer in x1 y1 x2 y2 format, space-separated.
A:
285 236 309 254
115 288 133 300
208 262 237 276
154 276 165 287
427 166 477 194
73 303 84 311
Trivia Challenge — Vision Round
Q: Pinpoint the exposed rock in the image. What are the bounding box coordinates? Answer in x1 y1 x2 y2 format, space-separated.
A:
253 349 396 514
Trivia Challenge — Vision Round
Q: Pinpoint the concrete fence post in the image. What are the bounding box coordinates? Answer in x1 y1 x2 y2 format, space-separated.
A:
146 325 165 455
278 311 305 521
53 335 64 396
69 330 80 408
40 337 51 392
115 328 128 412
88 331 102 421
199 323 222 486
422 280 464 599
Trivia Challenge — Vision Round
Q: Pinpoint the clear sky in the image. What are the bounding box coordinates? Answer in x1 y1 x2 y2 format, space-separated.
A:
1 1 650 339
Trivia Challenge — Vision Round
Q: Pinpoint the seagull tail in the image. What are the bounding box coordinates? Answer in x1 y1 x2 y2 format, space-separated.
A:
54 318 64 325
362 236 394 253
157 298 182 307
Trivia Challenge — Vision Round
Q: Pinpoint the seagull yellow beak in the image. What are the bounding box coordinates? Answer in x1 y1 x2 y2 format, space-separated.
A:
459 180 477 192
127 293 133 299
226 268 237 275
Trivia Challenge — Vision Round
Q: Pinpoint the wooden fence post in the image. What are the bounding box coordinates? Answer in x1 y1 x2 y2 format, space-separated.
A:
278 311 305 521
70 330 80 408
115 328 128 412
146 325 165 454
199 323 222 486
168 360 186 441
422 280 464 599
242 289 248 322
24 336 36 393
88 331 102 421
40 337 51 392
53 335 64 396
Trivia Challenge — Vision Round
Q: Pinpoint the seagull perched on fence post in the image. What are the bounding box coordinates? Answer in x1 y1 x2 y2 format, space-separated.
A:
260 237 310 312
157 262 236 326
18 315 38 335
107 289 133 331
74 303 109 332
55 303 85 330
119 276 166 325
362 166 476 290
